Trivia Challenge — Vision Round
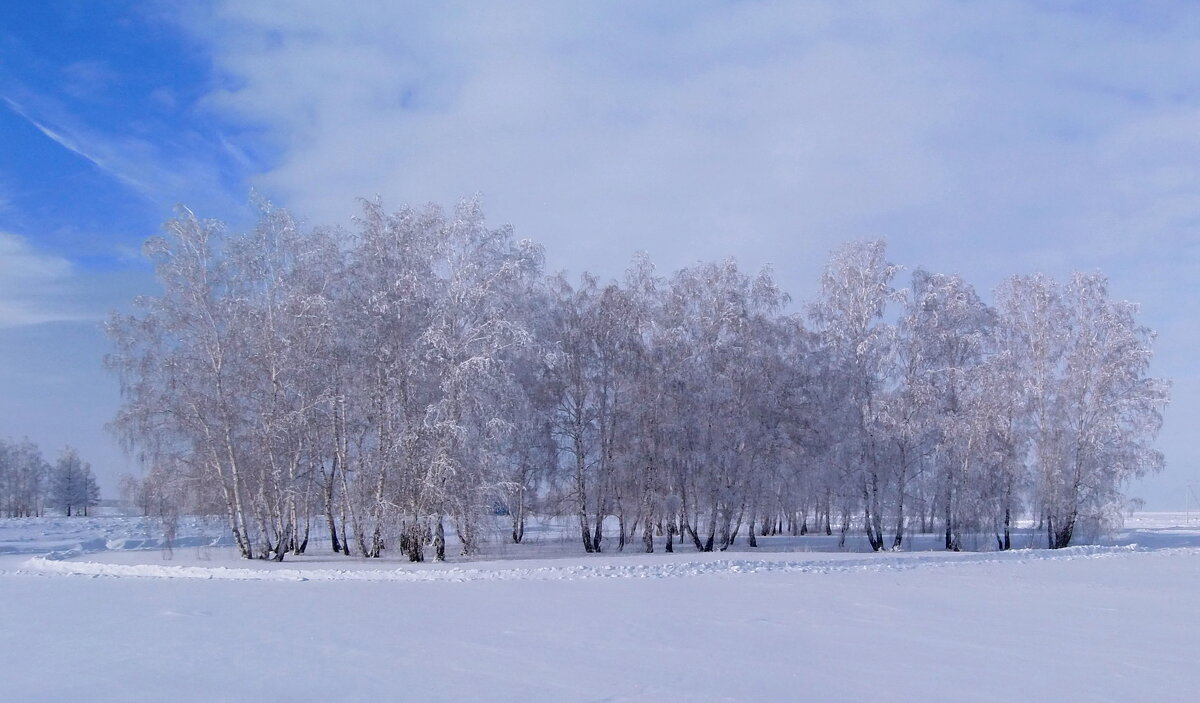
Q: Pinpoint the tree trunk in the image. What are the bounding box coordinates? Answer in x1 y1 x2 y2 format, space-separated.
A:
573 416 593 553
433 515 446 561
511 487 526 544
1049 511 1075 549
324 463 341 554
592 508 605 553
943 486 959 552
511 511 525 544
892 465 906 550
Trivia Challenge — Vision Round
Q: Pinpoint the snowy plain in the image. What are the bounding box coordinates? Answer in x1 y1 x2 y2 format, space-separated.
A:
1 514 1197 701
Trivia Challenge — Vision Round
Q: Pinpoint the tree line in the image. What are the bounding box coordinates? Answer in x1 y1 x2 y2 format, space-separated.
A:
0 439 100 517
106 198 1169 560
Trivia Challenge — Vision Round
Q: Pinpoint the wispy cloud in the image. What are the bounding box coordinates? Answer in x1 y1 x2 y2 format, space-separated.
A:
3 96 154 195
0 92 243 219
184 1 1200 302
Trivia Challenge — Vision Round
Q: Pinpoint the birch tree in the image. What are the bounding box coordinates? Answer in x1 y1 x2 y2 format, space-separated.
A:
809 240 901 551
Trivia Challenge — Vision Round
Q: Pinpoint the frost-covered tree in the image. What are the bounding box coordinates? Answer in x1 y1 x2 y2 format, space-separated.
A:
49 447 99 517
902 270 995 550
108 209 258 554
993 273 1169 548
809 240 902 551
420 199 544 558
0 438 49 517
662 259 791 551
543 272 635 553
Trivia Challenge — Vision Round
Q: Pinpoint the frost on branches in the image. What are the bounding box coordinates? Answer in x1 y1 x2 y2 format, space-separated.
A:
105 200 1169 559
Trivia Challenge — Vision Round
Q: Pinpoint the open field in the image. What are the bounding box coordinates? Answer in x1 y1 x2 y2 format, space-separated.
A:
1 514 1198 701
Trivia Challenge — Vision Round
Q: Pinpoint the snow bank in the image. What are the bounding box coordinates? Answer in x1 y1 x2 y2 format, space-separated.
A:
22 542 1155 582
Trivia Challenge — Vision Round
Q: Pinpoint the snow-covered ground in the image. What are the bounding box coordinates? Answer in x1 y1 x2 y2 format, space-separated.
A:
1 514 1197 701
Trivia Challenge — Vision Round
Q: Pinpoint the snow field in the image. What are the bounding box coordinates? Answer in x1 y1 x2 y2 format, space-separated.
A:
1 514 1198 701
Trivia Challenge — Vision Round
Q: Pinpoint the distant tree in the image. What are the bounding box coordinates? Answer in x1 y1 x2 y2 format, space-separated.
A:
117 473 146 515
50 447 100 517
0 438 49 517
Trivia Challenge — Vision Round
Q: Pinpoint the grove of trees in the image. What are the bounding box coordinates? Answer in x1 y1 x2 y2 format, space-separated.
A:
0 440 100 517
106 198 1169 560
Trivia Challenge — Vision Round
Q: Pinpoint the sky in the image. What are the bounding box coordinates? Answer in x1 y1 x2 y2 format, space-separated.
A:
0 0 1197 508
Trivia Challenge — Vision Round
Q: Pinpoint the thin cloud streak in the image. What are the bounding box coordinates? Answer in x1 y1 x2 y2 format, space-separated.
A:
1 90 248 225
2 97 154 197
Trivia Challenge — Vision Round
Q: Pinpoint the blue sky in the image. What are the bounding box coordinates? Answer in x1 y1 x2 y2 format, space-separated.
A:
1 0 1197 506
